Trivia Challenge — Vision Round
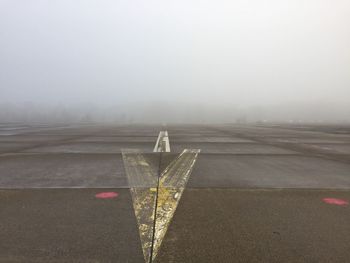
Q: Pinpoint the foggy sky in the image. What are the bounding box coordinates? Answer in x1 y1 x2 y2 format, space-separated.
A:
0 0 350 122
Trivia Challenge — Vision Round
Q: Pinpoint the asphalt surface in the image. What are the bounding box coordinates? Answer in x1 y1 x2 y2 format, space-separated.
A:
156 189 350 263
0 123 350 262
0 188 143 263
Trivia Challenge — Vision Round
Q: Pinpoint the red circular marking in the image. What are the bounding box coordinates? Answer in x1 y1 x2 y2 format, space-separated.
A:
323 198 348 206
95 192 119 199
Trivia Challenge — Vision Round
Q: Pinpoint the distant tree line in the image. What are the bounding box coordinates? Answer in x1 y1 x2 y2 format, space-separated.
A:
0 102 349 124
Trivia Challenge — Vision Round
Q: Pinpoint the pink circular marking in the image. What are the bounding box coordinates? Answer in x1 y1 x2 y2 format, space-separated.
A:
323 198 348 206
95 192 119 199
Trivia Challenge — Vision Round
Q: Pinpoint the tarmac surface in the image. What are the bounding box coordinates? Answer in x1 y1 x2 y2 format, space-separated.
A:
0 123 350 262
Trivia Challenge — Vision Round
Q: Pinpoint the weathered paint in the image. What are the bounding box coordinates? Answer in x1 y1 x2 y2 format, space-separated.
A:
323 198 349 206
95 192 118 199
153 131 170 152
122 133 200 263
130 187 157 262
122 151 158 263
152 149 200 261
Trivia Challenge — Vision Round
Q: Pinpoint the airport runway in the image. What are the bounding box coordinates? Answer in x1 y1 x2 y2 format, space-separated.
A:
0 123 349 262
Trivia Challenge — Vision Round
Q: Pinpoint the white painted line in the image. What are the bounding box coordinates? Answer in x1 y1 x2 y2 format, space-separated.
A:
153 131 170 152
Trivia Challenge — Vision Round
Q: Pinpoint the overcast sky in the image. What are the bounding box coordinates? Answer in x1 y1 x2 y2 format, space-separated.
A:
1 0 349 109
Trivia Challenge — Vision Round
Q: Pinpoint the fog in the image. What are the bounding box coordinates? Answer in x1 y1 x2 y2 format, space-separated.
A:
1 0 349 123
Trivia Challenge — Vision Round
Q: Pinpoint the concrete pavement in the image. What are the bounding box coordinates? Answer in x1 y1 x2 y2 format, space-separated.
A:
0 123 349 262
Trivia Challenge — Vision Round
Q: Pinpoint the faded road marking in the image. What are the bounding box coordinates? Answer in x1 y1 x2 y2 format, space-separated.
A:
95 192 118 199
152 149 200 261
153 131 170 152
122 132 200 263
323 198 349 206
122 150 158 263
